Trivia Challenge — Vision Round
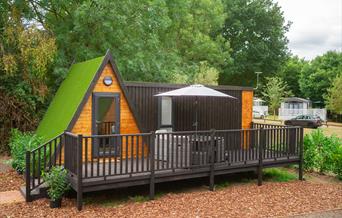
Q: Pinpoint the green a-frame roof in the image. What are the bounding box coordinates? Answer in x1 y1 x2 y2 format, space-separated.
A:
36 55 105 141
36 51 143 142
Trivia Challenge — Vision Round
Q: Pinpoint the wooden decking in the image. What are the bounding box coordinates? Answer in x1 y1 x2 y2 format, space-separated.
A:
79 149 296 181
66 148 300 195
25 124 304 211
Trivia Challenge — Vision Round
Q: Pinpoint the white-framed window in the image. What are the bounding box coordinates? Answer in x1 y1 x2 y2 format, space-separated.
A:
160 97 172 127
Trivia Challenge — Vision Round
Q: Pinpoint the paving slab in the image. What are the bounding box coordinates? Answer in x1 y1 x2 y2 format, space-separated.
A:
0 190 25 204
290 209 342 218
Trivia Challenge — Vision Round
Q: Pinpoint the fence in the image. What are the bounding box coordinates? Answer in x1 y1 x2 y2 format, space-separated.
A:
24 133 63 201
279 108 327 121
62 126 302 180
25 125 303 210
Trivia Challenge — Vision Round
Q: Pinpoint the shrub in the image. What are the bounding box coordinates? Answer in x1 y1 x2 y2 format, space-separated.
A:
303 130 322 171
42 166 70 201
9 129 44 173
263 168 297 182
303 129 342 179
332 145 342 180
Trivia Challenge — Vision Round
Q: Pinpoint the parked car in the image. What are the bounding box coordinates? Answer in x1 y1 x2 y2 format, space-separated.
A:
253 111 265 119
284 115 322 128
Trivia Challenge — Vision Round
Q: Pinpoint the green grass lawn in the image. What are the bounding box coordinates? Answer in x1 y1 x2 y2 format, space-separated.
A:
253 119 342 138
263 168 297 182
305 126 342 138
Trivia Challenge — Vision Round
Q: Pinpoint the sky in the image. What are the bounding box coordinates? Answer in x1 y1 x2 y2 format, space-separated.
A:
276 0 342 60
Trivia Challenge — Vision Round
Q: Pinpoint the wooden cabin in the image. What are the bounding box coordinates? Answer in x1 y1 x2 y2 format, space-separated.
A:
26 51 303 211
36 51 253 160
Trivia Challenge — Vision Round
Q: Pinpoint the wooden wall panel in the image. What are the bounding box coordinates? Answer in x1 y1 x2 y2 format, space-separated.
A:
71 63 143 160
71 64 140 135
241 90 253 129
125 82 248 132
68 63 253 160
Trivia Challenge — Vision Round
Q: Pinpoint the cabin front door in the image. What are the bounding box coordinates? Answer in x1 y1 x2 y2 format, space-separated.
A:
92 92 121 157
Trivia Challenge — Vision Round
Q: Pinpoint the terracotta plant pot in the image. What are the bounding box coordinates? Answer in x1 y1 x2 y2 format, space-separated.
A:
50 198 62 208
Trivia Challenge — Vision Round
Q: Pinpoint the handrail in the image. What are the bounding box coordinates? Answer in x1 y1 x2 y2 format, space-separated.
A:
30 132 64 153
64 131 78 138
83 132 153 138
25 126 304 206
25 132 64 202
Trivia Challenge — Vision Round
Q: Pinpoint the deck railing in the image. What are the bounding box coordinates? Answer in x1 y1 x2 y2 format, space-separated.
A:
79 133 153 179
25 125 303 209
25 133 64 201
62 126 302 180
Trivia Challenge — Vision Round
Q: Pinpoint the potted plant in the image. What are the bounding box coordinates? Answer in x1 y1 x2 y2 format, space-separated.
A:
42 166 70 208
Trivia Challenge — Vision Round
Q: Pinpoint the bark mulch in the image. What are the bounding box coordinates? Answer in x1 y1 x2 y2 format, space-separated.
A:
0 170 24 192
0 156 25 193
0 181 341 218
0 155 11 173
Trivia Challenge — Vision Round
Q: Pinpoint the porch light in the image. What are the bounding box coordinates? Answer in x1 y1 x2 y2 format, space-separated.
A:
103 76 113 86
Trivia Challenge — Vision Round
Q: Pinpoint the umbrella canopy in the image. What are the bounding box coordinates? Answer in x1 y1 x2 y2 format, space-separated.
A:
154 84 237 132
154 84 236 99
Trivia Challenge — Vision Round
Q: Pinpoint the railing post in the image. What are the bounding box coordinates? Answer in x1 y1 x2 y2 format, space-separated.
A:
76 134 83 211
257 128 264 186
289 128 296 155
209 129 215 191
149 131 155 200
62 131 66 167
298 127 304 180
25 151 31 202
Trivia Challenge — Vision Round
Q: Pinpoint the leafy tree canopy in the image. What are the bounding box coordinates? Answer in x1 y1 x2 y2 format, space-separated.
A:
262 77 291 116
0 3 56 152
278 56 307 97
299 51 342 104
30 0 229 83
325 74 342 114
0 4 56 105
219 0 290 87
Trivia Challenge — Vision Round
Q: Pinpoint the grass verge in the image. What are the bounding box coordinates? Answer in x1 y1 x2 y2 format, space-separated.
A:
263 168 297 182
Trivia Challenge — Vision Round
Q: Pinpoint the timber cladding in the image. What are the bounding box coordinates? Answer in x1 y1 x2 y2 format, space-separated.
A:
125 82 253 132
68 61 253 160
241 90 253 129
71 64 140 135
71 63 143 160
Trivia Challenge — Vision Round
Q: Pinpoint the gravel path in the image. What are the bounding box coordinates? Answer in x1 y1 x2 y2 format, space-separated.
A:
0 155 11 173
0 181 341 218
0 170 24 192
0 156 24 192
291 209 342 218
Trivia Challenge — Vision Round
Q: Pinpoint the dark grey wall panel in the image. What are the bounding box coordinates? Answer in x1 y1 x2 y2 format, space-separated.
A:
125 82 249 132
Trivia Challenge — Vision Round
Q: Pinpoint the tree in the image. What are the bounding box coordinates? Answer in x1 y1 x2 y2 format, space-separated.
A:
219 0 290 87
262 77 291 119
29 0 229 84
278 56 307 97
299 51 342 105
0 4 57 152
172 61 219 85
193 62 219 85
164 0 229 81
325 75 342 114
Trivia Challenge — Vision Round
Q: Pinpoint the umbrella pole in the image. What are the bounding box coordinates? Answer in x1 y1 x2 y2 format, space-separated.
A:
195 97 198 132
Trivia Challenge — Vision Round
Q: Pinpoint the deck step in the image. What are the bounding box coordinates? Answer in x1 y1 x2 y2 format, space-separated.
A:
19 183 48 201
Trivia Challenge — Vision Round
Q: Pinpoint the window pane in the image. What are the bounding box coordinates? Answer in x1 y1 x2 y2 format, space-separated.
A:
161 97 172 126
97 97 116 135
